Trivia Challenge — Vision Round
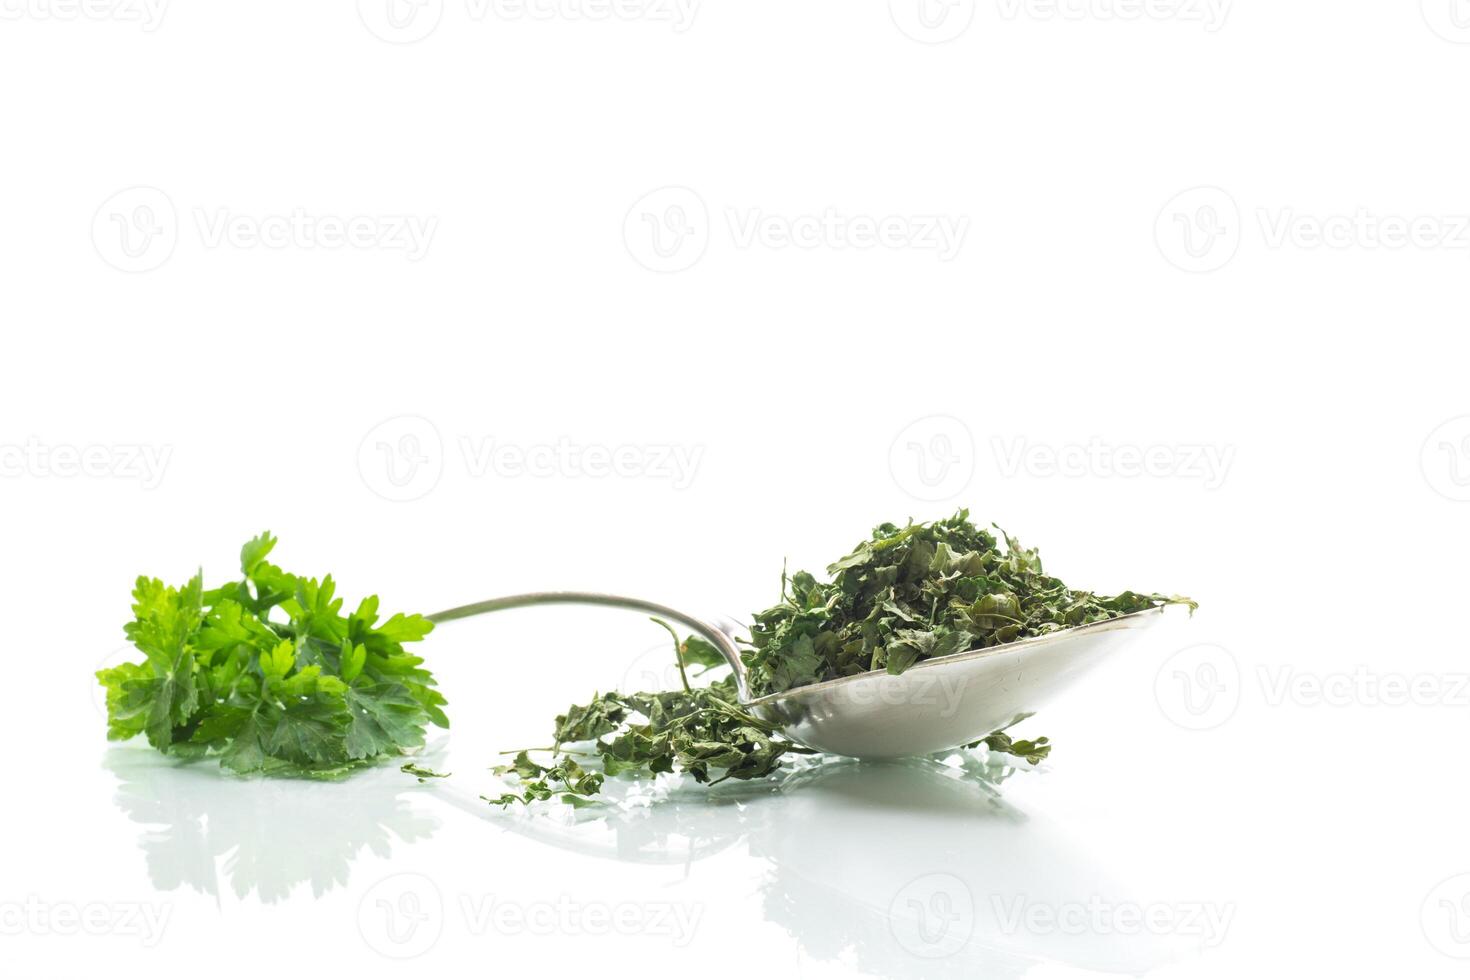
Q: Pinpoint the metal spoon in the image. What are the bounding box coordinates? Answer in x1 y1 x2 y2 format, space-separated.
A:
427 592 1168 760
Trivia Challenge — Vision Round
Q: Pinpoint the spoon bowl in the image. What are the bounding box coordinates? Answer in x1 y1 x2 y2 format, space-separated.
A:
742 607 1164 758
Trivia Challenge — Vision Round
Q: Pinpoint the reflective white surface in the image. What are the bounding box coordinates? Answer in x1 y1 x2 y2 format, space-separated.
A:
84 743 1201 978
6 605 1467 980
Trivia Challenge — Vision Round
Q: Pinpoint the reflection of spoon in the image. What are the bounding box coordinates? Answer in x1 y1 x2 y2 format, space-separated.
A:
103 746 440 904
426 759 1196 978
428 593 1171 759
755 761 1196 978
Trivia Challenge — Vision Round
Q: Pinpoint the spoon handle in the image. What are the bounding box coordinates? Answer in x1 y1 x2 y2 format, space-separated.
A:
425 592 751 702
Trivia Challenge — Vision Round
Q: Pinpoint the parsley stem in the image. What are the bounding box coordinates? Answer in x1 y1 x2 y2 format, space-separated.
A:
650 616 692 694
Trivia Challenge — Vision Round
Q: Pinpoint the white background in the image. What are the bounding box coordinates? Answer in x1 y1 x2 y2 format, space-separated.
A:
3 1 1469 977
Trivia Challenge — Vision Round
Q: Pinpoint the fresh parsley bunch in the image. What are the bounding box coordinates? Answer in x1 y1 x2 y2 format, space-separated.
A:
744 510 1196 696
98 533 446 777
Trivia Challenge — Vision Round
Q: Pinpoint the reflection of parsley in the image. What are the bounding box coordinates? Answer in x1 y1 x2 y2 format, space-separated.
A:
98 533 446 778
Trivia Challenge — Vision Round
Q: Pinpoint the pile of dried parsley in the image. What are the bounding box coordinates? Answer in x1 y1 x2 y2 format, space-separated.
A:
744 509 1195 696
487 511 1192 807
